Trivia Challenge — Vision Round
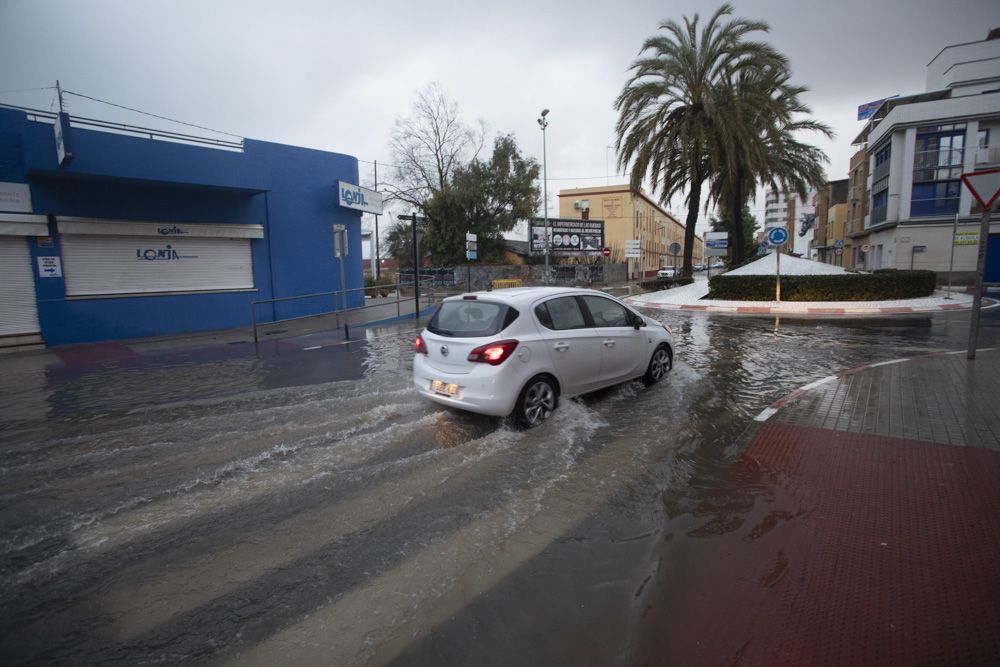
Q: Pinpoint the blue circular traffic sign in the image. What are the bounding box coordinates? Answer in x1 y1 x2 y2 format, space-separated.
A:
767 227 789 246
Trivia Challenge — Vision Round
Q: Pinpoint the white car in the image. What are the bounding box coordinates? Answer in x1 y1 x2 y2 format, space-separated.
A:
413 287 674 427
657 267 676 278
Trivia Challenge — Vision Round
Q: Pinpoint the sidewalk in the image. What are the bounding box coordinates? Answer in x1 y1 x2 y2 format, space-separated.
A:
625 280 999 316
641 348 1000 664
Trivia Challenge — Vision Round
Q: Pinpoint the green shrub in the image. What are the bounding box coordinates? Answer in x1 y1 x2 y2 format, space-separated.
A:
707 270 936 301
639 276 694 291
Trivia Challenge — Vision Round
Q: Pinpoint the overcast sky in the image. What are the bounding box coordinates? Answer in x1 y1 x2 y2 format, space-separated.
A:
2 0 999 233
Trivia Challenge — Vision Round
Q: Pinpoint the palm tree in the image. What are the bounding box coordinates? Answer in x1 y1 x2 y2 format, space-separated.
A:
707 67 832 264
615 3 784 276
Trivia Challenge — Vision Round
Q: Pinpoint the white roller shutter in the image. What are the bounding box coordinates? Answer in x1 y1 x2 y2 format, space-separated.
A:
0 236 40 336
60 235 255 297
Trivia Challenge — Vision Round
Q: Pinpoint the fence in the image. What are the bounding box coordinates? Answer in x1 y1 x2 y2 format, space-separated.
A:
401 263 626 292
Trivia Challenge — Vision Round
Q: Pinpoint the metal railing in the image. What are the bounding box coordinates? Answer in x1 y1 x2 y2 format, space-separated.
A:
249 279 456 349
975 145 1000 166
0 102 244 151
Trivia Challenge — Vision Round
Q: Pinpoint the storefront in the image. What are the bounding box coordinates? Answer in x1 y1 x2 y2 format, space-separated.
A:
0 213 46 340
0 106 364 347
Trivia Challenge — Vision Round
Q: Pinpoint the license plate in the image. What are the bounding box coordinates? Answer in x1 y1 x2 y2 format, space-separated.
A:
431 380 459 396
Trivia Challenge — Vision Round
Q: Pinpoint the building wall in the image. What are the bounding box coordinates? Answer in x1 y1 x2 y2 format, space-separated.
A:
558 185 702 277
829 203 849 267
0 107 362 346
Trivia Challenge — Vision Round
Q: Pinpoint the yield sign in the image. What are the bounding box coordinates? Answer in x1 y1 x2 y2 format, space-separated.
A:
961 168 1000 210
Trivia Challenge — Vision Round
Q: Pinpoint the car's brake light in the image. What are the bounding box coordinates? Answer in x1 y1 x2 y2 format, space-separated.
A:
415 334 428 354
467 339 519 366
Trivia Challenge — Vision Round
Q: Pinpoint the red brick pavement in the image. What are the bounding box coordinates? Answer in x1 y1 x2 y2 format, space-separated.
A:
638 421 1000 665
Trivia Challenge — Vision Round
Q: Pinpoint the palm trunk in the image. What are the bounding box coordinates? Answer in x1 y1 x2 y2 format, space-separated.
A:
730 173 746 265
682 172 701 278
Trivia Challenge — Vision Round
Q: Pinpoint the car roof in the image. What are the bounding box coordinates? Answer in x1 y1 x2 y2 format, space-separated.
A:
442 286 618 307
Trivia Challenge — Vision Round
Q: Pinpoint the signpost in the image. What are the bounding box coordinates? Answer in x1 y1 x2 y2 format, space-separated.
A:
625 239 641 283
333 224 348 312
466 232 477 291
767 227 789 303
960 168 1000 359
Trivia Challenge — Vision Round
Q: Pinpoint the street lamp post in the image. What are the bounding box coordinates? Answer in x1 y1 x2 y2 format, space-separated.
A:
538 109 550 284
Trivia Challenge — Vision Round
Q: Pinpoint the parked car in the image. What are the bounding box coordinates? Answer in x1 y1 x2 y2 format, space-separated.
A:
657 266 677 278
693 263 706 271
413 287 675 427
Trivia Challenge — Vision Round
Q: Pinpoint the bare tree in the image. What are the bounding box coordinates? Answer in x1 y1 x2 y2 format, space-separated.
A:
384 82 486 211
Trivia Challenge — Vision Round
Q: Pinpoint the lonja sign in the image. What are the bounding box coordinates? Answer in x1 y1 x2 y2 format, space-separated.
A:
337 181 383 215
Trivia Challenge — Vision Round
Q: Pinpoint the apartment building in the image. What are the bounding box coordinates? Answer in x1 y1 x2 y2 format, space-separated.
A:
558 185 703 278
851 30 1000 281
811 180 850 266
846 148 871 270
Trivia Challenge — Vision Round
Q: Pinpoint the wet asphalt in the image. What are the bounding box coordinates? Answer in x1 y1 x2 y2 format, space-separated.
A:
1 305 998 665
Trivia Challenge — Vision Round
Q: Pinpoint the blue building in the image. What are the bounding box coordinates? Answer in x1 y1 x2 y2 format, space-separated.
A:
0 106 367 347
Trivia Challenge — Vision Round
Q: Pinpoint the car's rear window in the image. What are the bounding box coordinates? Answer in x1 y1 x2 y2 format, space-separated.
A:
427 301 518 337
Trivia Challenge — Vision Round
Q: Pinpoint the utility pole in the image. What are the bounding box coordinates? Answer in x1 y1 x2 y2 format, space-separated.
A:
55 80 65 112
538 109 550 284
374 160 380 280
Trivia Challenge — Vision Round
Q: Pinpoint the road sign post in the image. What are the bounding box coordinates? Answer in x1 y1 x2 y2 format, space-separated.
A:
466 232 477 292
960 168 1000 359
624 239 641 285
766 227 789 303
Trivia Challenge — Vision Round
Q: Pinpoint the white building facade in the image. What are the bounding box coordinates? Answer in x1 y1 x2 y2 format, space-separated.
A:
853 32 1000 280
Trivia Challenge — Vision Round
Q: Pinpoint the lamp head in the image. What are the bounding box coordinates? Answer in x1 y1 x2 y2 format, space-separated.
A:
540 108 549 117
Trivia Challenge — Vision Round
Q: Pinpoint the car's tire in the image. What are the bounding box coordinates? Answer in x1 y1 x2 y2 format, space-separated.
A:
642 344 672 386
513 375 558 428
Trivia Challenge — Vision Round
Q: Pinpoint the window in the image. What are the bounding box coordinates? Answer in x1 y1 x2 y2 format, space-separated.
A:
535 297 586 331
911 181 961 217
428 301 511 338
581 295 630 327
870 141 891 224
911 125 965 217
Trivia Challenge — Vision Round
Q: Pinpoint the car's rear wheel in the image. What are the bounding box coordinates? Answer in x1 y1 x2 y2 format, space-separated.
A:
643 345 672 386
514 375 558 428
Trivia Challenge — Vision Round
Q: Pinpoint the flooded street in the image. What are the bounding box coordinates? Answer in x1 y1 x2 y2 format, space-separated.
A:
1 308 997 665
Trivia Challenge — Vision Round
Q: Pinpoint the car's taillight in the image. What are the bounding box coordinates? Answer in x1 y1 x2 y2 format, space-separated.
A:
415 334 428 354
467 339 519 366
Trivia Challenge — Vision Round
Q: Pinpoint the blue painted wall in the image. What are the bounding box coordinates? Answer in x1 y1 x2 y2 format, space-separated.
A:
0 107 362 346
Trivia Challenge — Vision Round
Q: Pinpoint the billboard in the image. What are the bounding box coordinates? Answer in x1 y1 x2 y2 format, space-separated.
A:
530 218 605 256
857 95 898 121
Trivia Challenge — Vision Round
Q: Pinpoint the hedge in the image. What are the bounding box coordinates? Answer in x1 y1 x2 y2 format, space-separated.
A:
639 276 695 291
707 270 936 301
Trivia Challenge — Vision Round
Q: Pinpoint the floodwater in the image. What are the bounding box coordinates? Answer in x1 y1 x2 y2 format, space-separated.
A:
1 308 997 665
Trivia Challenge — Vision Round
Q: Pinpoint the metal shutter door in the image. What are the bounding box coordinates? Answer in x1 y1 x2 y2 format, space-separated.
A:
0 236 40 335
61 235 254 296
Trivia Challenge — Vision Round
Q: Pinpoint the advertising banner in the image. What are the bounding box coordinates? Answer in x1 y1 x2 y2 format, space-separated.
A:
530 218 604 256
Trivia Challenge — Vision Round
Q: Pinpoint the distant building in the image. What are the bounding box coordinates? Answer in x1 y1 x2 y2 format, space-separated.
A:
557 185 702 278
765 189 817 257
851 29 1000 280
812 180 850 266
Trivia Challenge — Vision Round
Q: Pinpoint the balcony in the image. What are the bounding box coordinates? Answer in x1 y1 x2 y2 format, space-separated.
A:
975 144 1000 167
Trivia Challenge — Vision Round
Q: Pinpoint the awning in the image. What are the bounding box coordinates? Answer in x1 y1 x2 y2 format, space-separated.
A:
0 213 49 236
56 216 264 239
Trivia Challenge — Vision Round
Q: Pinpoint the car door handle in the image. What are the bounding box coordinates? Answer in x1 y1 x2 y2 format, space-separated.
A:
553 342 569 352
603 339 615 347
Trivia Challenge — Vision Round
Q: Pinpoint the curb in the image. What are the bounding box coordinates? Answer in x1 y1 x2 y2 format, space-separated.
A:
752 347 998 423
626 296 998 316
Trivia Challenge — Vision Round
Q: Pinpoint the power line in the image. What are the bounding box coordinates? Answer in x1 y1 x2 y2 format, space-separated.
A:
0 86 55 95
61 89 243 138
